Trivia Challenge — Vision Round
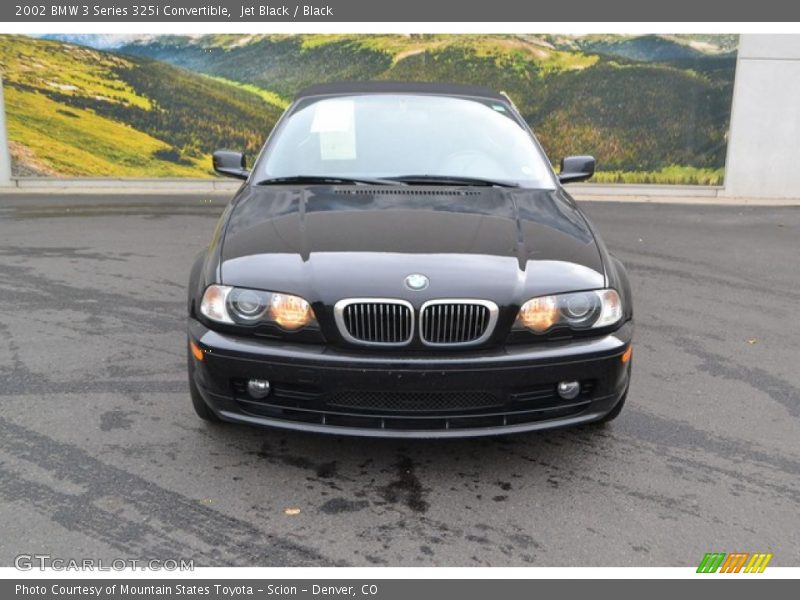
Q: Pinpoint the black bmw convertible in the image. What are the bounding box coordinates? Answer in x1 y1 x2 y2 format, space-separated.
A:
187 81 633 438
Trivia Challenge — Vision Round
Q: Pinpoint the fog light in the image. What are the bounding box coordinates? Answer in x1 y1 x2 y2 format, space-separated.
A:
557 380 581 400
247 379 271 399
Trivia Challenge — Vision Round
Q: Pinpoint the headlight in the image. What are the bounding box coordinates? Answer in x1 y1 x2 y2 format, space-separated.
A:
269 293 317 330
229 288 269 321
200 285 317 331
514 289 622 333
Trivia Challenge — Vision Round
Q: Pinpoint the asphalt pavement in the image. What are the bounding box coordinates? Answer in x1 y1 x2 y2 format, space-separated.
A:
0 193 798 567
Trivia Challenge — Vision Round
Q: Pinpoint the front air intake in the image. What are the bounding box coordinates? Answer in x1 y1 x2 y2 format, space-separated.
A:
419 300 498 347
334 298 414 346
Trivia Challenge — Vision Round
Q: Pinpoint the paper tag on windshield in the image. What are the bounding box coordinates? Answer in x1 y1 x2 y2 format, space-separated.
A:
311 100 354 132
319 130 357 161
311 100 357 160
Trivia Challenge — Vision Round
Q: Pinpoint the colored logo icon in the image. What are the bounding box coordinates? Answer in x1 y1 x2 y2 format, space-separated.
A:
697 552 773 573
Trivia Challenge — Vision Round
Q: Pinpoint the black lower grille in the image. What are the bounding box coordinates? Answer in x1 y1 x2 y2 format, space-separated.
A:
230 379 597 431
328 390 503 412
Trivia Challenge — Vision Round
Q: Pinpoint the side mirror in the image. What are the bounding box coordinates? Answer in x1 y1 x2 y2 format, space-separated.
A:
213 150 249 180
558 155 595 184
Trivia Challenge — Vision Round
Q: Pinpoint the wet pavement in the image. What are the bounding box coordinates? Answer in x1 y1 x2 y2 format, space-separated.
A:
0 194 798 567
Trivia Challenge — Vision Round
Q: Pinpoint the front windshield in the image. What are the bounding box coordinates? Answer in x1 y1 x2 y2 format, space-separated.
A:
257 94 556 188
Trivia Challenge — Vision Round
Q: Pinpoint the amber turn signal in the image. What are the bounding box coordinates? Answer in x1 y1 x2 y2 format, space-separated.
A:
621 346 632 364
190 340 204 362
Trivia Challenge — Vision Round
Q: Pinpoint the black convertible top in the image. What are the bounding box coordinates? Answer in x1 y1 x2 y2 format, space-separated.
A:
295 81 507 101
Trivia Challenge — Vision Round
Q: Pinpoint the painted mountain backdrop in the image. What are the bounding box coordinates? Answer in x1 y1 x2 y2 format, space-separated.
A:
1 34 737 183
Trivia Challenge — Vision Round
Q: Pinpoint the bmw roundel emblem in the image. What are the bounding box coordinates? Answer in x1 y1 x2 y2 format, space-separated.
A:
404 273 429 291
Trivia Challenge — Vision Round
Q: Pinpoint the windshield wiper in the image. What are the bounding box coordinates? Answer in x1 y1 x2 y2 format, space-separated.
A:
255 175 404 186
385 175 520 188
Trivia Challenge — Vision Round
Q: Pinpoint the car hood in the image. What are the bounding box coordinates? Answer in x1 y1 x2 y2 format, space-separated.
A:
220 185 605 306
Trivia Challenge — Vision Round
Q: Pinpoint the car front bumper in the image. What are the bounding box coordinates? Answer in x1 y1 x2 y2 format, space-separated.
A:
188 318 633 438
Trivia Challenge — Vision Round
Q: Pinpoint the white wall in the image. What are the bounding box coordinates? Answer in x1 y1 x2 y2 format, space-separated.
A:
723 34 800 198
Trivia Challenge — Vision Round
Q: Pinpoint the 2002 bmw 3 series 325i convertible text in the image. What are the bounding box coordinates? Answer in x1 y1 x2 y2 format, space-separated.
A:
187 82 633 438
